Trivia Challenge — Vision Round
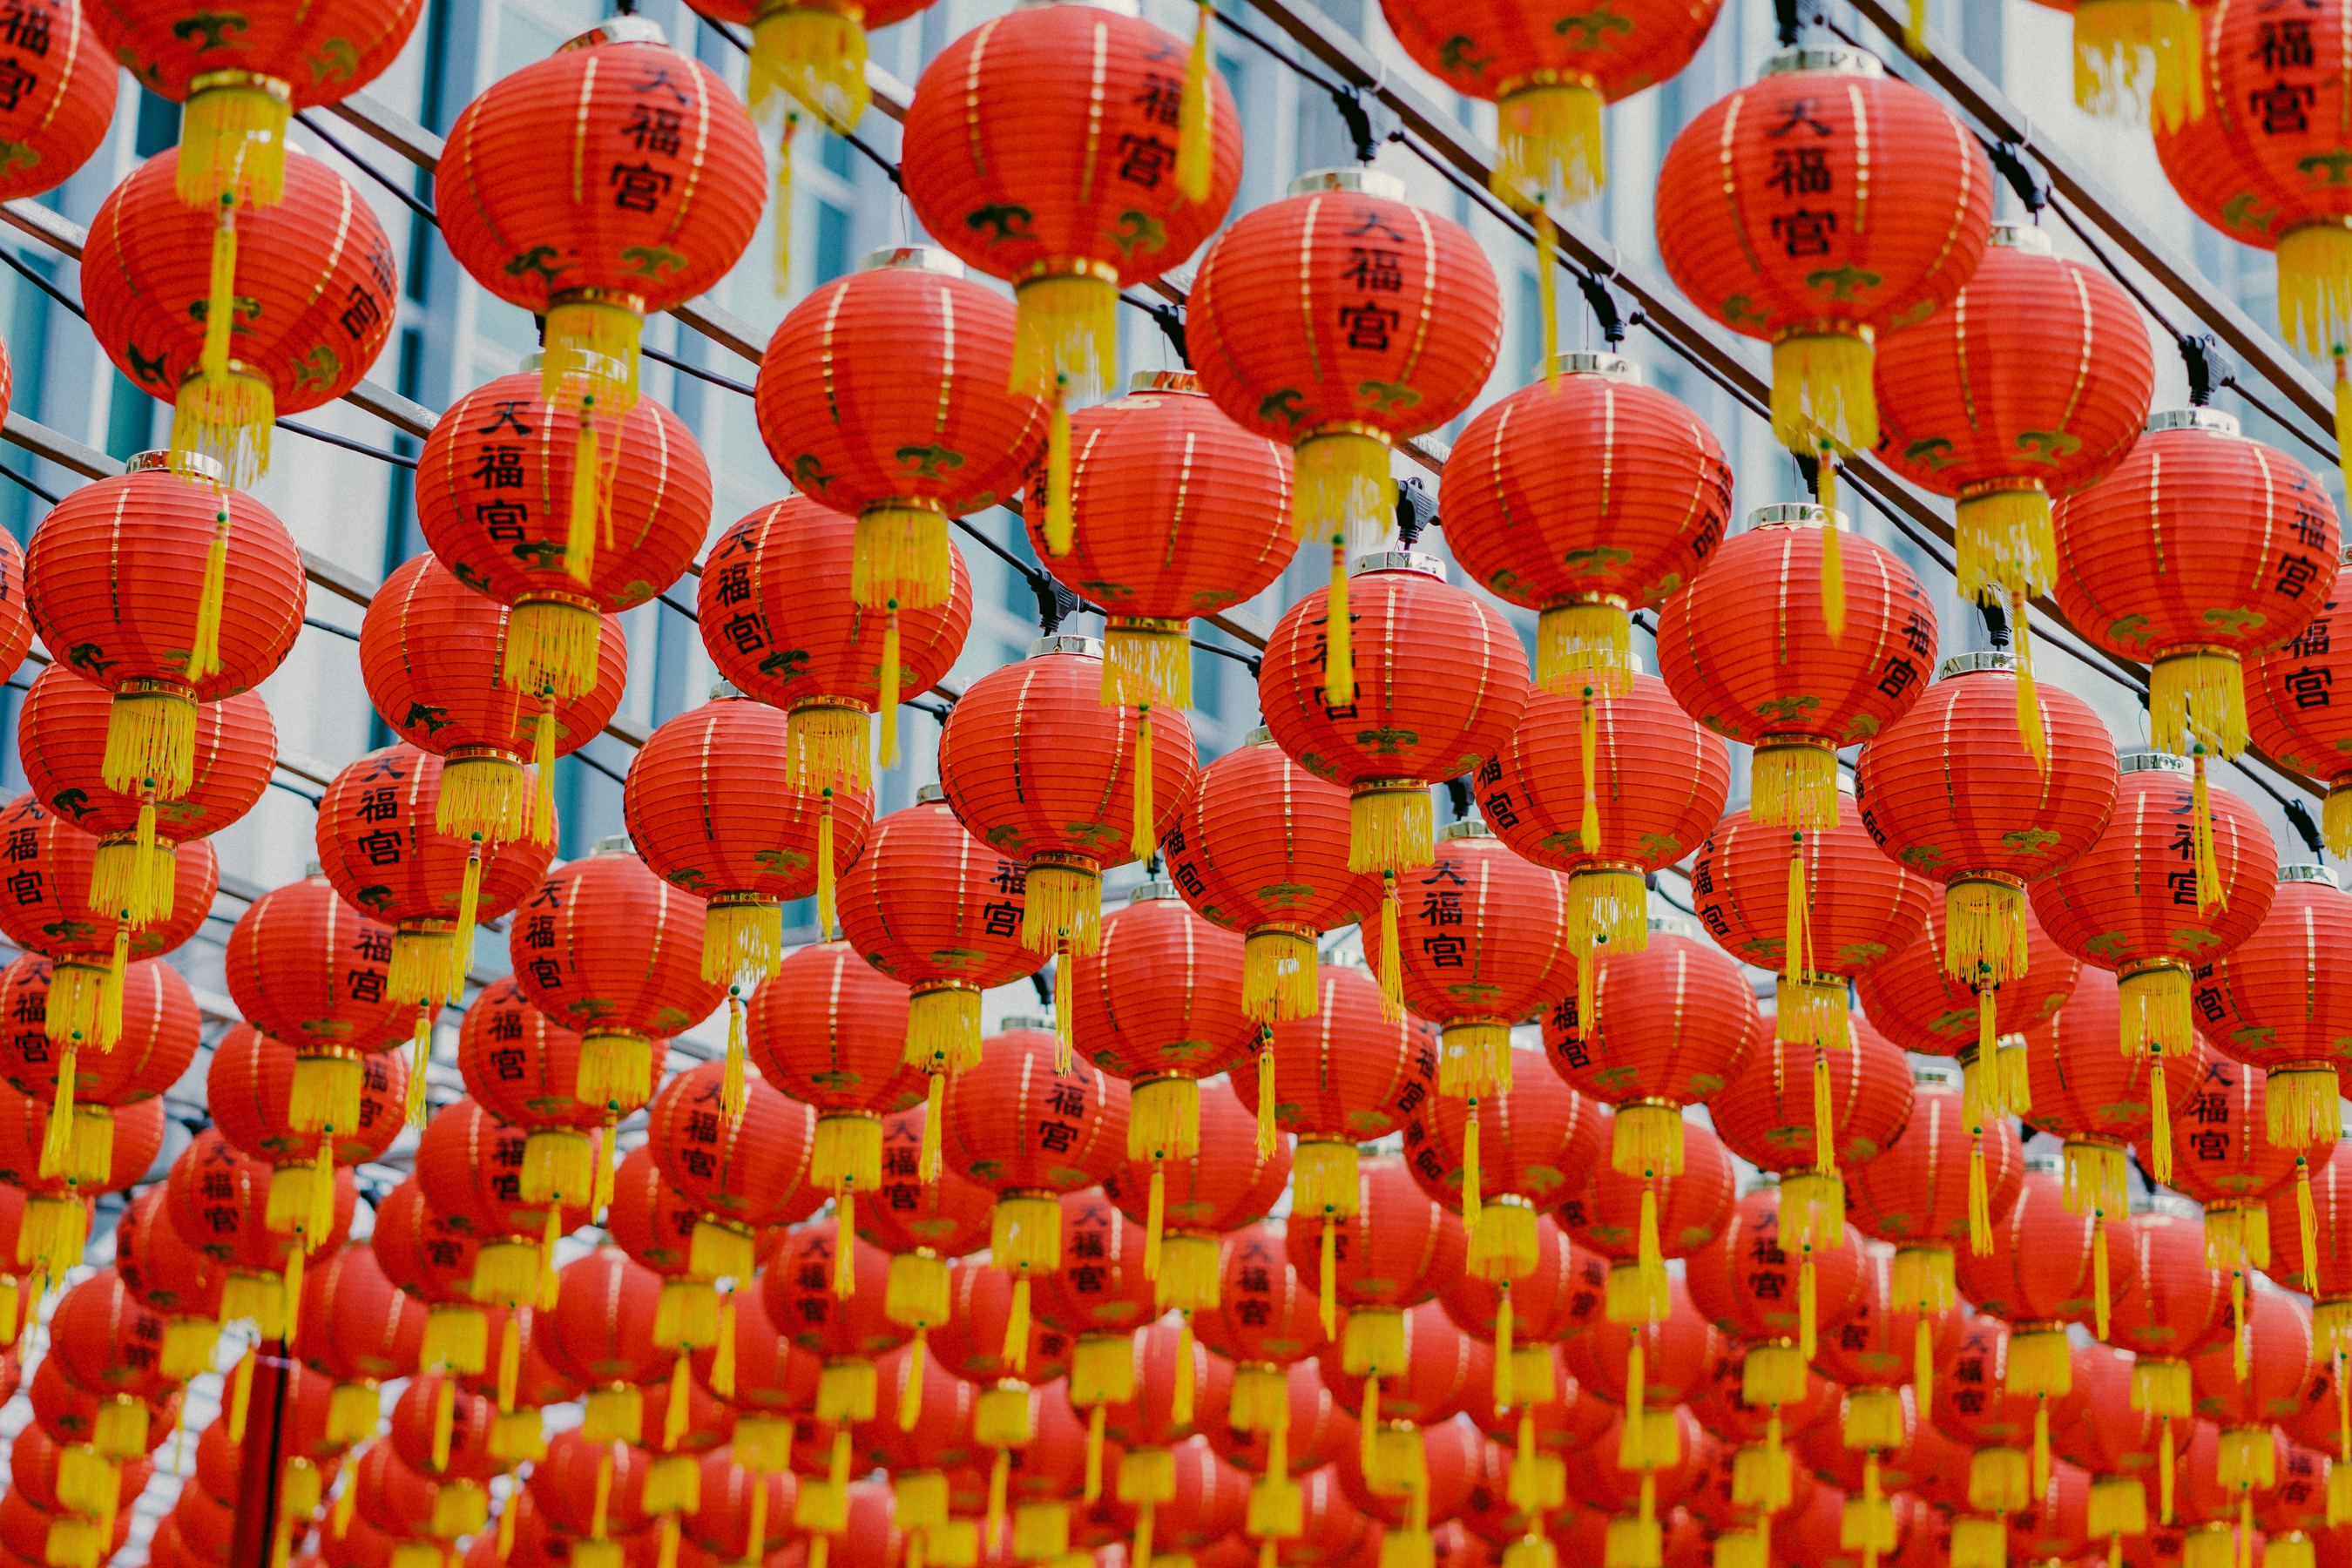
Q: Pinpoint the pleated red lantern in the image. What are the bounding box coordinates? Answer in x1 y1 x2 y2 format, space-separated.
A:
2054 409 2338 769
1855 651 2119 1118
2270 1141 2352 1426
164 1126 355 1347
0 953 195 1188
361 552 626 850
1193 1223 1332 1512
1447 353 1732 700
760 1225 908 1510
836 790 1044 1146
1101 1077 1290 1323
941 1024 1130 1378
1874 225 2156 654
223 874 408 1144
2193 864 2352 1173
1925 1316 2049 1533
752 249 1041 668
927 1254 1073 1392
319 745 557 1107
625 691 875 1077
697 496 971 792
1028 372 1292 720
1684 1180 1862 1446
1281 1156 1466 1443
506 839 724 1138
1161 729 1381 1031
1565 1116 1739 1323
2030 751 2278 1184
2162 1054 2301 1369
1445 1218 1612 1367
2188 1288 2312 1509
453 976 606 1219
0 0 112 203
369 1177 490 1382
297 1240 425 1446
436 12 757 537
1845 1077 2024 1395
1411 1049 1607 1379
1955 1166 2101 1486
79 148 398 483
0 529 26 686
1029 1187 1156 1498
1814 1243 1963 1463
1712 1011 1915 1183
852 1105 994 1357
1233 961 1439 1333
1073 882 1256 1263
45 1267 172 1468
686 1447 793 1565
1654 47 1992 478
898 0 1240 542
0 1064 177 1276
1098 1322 1240 1567
539 1247 676 1451
2106 1205 2232 1496
694 1280 821 1473
1187 173 1498 694
2010 967 2146 1338
414 361 708 710
22 453 301 837
1857 886 2080 1058
115 1185 223 1385
645 1060 818 1343
17 666 268 932
1559 1398 1713 1564
2248 575 2352 854
936 638 1197 1056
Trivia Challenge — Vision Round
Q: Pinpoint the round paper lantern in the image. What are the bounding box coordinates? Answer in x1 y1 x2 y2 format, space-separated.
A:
360 551 627 848
851 1105 994 1349
2187 1288 2313 1484
2013 967 2146 1335
1161 729 1382 1026
936 638 1197 1055
2054 409 2339 765
1445 1218 1613 1364
2029 752 2277 1185
1027 371 1293 713
1073 882 1256 1236
1446 352 1733 696
116 1184 224 1382
164 1127 355 1346
2269 1139 2352 1355
1413 1047 1607 1309
753 247 1041 656
453 975 607 1214
940 1024 1130 1378
835 790 1044 1140
1712 1011 1914 1180
1192 1223 1333 1480
436 14 760 551
23 454 301 813
0 528 26 687
2160 1053 2301 1364
1857 889 2079 1056
1484 668 1729 1044
1684 1179 1862 1411
223 874 406 1064
538 1248 676 1448
898 0 1240 517
80 150 397 485
696 495 971 790
297 1239 424 1441
506 840 724 1127
414 363 708 711
1653 46 1992 469
0 953 197 1187
2247 577 2352 855
1954 1165 2100 1456
0 0 113 202
1101 1077 1291 1317
1874 224 2156 633
2192 864 2352 1165
17 666 269 931
369 1176 490 1380
644 1061 818 1302
2106 1205 2232 1477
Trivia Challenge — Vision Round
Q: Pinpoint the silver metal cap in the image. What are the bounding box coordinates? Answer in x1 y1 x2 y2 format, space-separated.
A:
1352 551 1445 580
2282 863 2341 887
127 449 226 483
1437 818 1490 842
1761 44 1884 77
859 246 966 279
1990 224 2055 255
560 15 666 51
1129 879 1179 903
1912 1060 1963 1091
1938 652 2017 679
1290 168 1408 200
1552 351 1641 383
916 784 945 805
708 679 745 701
1747 502 1850 532
304 862 324 879
2119 750 2192 775
591 834 635 856
2147 408 2241 436
1129 370 1202 395
1030 634 1105 659
1648 914 1696 939
998 1015 1056 1031
1246 726 1274 747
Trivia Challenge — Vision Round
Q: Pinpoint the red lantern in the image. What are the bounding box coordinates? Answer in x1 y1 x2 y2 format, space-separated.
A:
2187 1288 2313 1499
1566 1117 1739 1313
116 1185 224 1383
937 639 1197 1057
697 496 971 790
2030 752 2277 1185
0 954 196 1187
415 366 706 720
17 666 269 932
1654 48 1991 473
1027 372 1292 718
850 1105 995 1350
898 0 1241 539
1685 1180 1862 1420
1193 1224 1333 1499
454 976 607 1216
2011 968 2147 1338
1712 1012 1914 1182
2270 1139 2352 1402
436 14 759 559
2192 864 2352 1171
759 1226 907 1498
2054 409 2339 767
1485 671 1731 1019
2106 1206 2232 1492
645 1061 818 1315
163 1127 355 1345
296 1240 424 1445
1874 225 2156 643
1073 883 1255 1255
370 1177 489 1380
1855 652 2119 1115
0 1086 163 1284
0 0 112 202
1100 1076 1290 1320
1447 354 1732 699
1857 889 2079 1056
505 840 725 1134
1955 1166 2101 1479
0 528 25 686
926 1254 1072 1391
80 151 397 484
1031 1186 1155 1489
1444 1220 1613 1367
1188 173 1497 691
415 1097 598 1334
22 454 301 831
224 874 407 1079
941 1024 1130 1377
625 691 875 1054
1845 1077 2024 1394
2248 579 2352 854
539 1248 677 1450
1160 730 1381 1027
361 552 626 849
2160 1052 2301 1377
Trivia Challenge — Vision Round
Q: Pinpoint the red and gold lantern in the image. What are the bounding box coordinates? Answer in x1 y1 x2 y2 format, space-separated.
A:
0 954 196 1189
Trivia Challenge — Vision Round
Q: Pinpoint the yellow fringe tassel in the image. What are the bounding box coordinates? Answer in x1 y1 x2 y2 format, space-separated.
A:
1771 330 1877 459
1750 741 1840 835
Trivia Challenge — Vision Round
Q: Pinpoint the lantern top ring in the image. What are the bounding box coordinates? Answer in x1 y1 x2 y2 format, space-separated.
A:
2146 408 2240 436
1289 168 1408 201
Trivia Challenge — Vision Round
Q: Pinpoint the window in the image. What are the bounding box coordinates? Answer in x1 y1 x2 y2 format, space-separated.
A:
814 199 851 286
103 373 153 463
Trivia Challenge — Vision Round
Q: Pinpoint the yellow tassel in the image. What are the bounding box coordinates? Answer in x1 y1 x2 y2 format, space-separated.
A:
1771 330 1878 459
227 1346 256 1443
774 113 797 290
1326 542 1354 708
1752 740 1841 835
722 995 748 1125
2095 1219 2112 1341
504 598 605 706
1132 708 1155 863
1054 942 1075 1075
817 800 839 938
189 506 231 683
1916 1316 1935 1409
1045 388 1074 557
1812 1047 1838 1178
37 1047 75 1182
1969 1131 1992 1255
2304 1159 2325 1294
200 200 238 384
1146 1161 1166 1281
1463 1109 1483 1236
897 1326 925 1431
565 409 601 586
405 1012 431 1126
1256 1037 1278 1159
1494 1290 1516 1410
1800 1252 1818 1360
2072 0 2202 127
2192 754 2226 913
2338 357 2352 505
172 368 273 492
449 845 483 1004
1176 0 1214 203
1085 1404 1106 1503
835 1190 856 1299
1907 0 1929 51
2154 652 2249 763
1173 1318 1196 1428
531 702 558 846
878 610 902 772
2150 1053 2173 1186
1320 1217 1337 1340
1004 1276 1032 1375
1376 873 1403 1020
852 505 952 615
1578 690 1600 855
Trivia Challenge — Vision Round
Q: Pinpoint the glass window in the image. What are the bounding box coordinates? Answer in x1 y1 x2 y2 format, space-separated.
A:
104 373 155 463
132 91 179 158
815 198 852 286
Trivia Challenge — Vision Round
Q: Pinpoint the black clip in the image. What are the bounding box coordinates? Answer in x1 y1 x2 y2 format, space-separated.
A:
1984 140 2045 217
1031 573 1083 636
2284 797 2327 858
1577 273 1626 348
1147 301 1191 368
1330 83 1380 165
2178 332 2231 407
1396 476 1437 550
